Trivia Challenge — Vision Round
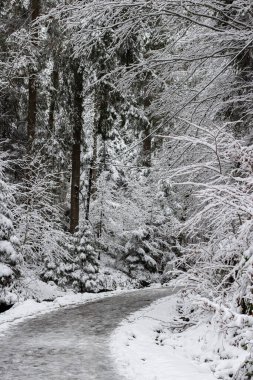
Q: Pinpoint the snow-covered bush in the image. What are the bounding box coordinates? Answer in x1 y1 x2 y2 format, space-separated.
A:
40 232 74 290
13 159 67 269
162 123 252 309
233 357 253 380
161 124 253 378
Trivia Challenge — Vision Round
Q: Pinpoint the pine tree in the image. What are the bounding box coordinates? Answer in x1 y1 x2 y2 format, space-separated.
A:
69 223 99 293
0 154 20 305
122 226 158 282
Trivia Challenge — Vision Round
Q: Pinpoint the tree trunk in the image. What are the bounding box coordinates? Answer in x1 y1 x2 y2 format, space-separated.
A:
70 65 83 234
142 95 152 167
85 128 97 220
48 62 59 136
27 75 37 142
142 125 152 167
27 0 40 145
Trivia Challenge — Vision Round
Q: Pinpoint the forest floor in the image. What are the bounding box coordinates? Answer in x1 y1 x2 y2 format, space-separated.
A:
111 293 248 380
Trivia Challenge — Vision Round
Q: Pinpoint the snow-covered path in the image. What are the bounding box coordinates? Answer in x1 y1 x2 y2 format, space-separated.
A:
0 288 173 380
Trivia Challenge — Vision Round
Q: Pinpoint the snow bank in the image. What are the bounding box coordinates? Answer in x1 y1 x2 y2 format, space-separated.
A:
110 295 248 380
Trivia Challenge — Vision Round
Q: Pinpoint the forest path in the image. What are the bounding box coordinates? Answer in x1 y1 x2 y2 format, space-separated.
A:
0 287 173 380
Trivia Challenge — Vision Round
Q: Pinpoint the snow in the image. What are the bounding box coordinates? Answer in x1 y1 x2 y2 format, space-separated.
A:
0 240 16 257
0 263 13 278
0 214 13 230
20 276 65 301
110 294 248 380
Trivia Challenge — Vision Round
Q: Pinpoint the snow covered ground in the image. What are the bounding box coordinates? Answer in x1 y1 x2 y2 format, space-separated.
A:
110 294 248 380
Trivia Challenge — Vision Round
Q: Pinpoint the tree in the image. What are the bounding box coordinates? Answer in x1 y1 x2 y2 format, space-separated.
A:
27 0 40 146
0 151 20 306
69 62 83 233
69 222 99 292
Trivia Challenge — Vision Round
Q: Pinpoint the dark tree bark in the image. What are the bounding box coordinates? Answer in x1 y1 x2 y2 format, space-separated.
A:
70 65 83 234
142 125 152 167
27 0 40 145
48 62 59 135
85 128 97 221
27 75 37 141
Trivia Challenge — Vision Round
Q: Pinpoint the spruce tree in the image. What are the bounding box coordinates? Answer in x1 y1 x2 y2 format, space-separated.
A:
0 155 20 305
70 223 99 293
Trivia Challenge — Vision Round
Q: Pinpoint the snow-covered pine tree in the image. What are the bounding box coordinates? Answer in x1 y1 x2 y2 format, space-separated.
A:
0 153 20 306
42 218 100 294
69 223 99 293
122 226 157 282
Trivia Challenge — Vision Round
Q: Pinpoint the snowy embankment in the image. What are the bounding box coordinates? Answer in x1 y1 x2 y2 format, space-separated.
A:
110 295 249 380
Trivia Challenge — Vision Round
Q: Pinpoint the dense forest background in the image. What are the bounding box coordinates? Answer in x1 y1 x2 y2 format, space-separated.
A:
0 1 253 374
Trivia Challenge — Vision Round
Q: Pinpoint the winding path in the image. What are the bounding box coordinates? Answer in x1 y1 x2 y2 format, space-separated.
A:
0 287 173 380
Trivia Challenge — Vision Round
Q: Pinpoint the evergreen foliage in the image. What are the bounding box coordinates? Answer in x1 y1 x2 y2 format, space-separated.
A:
0 153 20 304
69 223 99 293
